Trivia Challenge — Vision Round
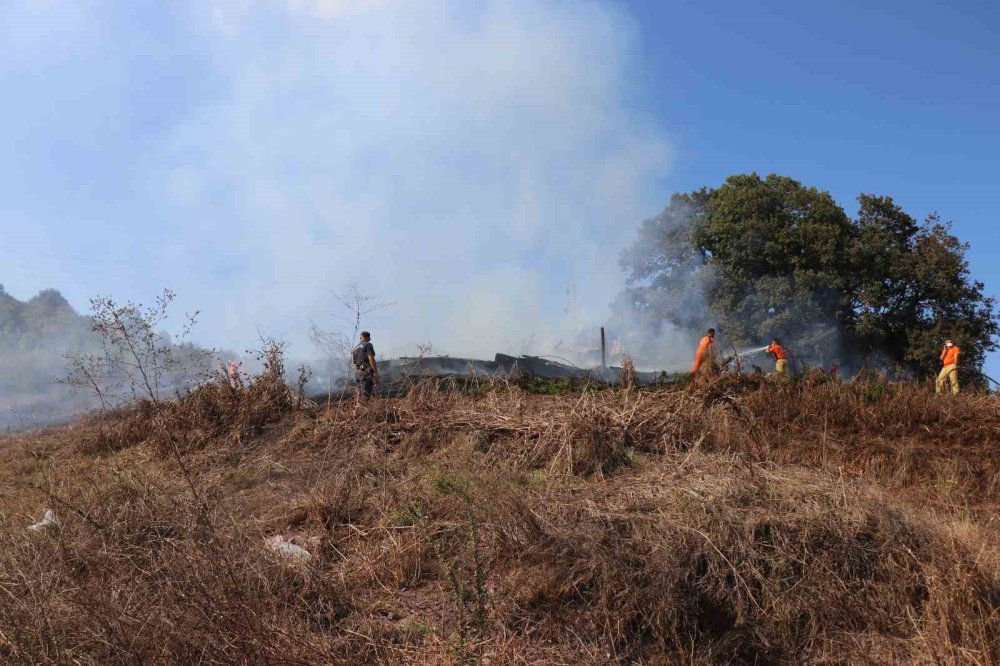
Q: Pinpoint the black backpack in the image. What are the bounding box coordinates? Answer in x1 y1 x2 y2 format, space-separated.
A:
352 343 369 367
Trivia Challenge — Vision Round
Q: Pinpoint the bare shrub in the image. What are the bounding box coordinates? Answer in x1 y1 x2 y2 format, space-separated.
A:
63 290 213 408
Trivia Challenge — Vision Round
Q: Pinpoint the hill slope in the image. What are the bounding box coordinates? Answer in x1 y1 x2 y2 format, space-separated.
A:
0 374 997 664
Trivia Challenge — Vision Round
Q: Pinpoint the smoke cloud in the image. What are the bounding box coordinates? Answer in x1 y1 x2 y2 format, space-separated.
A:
2 0 674 401
151 0 671 362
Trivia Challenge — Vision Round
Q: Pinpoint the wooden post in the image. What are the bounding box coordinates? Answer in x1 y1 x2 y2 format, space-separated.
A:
601 327 606 368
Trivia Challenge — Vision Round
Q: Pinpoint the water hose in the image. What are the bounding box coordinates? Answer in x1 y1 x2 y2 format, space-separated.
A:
978 372 1000 388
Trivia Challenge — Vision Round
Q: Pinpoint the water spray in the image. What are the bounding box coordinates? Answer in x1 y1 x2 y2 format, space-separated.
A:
733 345 769 356
722 344 768 370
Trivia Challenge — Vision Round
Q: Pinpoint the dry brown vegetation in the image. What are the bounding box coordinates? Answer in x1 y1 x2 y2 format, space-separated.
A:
0 370 998 664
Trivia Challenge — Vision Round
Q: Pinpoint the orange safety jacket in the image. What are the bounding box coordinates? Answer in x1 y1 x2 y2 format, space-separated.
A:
940 345 960 367
691 335 714 373
765 344 788 360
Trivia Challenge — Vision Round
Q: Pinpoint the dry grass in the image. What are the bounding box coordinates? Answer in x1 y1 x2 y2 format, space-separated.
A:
0 372 997 664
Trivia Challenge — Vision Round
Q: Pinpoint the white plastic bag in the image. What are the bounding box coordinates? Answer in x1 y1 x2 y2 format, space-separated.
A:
265 534 312 563
28 509 56 532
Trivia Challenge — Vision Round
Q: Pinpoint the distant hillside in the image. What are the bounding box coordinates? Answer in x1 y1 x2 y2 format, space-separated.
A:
0 286 95 395
0 286 228 430
0 286 100 429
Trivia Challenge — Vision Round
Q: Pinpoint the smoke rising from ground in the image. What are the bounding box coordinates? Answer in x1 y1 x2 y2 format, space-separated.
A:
1 1 682 422
152 0 672 362
0 0 670 384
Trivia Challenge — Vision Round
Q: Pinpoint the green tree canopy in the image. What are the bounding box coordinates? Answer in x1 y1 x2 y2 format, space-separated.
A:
618 173 998 381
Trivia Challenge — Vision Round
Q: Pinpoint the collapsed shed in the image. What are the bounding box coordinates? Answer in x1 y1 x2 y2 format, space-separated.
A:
379 353 671 385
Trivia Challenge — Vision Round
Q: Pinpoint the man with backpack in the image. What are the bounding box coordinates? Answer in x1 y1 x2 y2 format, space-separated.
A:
352 331 379 398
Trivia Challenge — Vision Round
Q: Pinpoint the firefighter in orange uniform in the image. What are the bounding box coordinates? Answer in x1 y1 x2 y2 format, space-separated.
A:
765 338 790 376
936 339 960 394
690 328 718 377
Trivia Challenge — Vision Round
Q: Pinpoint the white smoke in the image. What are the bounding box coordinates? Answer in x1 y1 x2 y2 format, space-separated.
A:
150 0 671 360
1 0 674 380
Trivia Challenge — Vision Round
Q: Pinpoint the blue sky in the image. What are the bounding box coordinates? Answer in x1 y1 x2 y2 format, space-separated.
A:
1 1 997 375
